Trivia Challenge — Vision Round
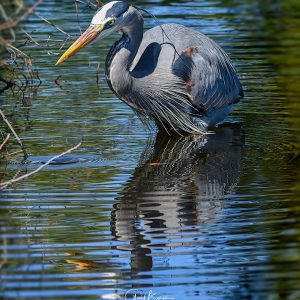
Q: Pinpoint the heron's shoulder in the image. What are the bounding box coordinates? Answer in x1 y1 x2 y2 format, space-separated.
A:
144 23 217 53
145 23 204 37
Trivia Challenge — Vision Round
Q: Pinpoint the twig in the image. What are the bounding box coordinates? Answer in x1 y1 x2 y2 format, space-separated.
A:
21 29 60 55
0 134 10 151
59 36 71 50
0 4 9 22
0 109 27 159
6 149 24 157
54 75 63 88
95 1 104 7
0 0 43 31
75 0 83 35
0 142 82 190
0 36 29 58
34 13 72 38
75 0 97 9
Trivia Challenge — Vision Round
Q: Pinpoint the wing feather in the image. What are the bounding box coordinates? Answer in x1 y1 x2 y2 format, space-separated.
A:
173 44 243 111
130 23 243 122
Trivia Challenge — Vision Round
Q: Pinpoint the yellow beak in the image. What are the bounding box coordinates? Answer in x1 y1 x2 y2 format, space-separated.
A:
55 26 101 65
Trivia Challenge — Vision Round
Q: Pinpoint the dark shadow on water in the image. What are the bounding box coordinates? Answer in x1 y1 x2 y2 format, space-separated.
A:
111 122 244 286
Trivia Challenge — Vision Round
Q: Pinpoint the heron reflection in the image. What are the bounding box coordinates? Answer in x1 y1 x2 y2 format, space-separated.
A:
111 124 244 276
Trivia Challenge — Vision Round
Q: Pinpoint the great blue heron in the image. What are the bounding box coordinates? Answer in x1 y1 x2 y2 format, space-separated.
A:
56 1 243 134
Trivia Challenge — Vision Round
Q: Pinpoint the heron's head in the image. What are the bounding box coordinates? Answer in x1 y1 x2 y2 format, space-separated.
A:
56 1 137 65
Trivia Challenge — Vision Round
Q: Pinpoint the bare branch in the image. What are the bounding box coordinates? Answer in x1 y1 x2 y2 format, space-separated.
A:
34 13 72 38
75 0 97 9
0 133 10 151
0 109 27 159
0 36 29 57
54 75 63 88
21 28 61 55
0 142 82 190
0 0 43 31
75 0 83 35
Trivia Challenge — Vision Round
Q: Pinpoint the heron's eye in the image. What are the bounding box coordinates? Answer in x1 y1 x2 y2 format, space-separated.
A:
107 19 115 26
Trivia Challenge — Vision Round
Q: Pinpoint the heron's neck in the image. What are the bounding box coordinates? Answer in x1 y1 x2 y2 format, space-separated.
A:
105 14 143 99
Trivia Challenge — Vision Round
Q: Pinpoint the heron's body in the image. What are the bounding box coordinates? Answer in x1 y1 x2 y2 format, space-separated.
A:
57 1 243 134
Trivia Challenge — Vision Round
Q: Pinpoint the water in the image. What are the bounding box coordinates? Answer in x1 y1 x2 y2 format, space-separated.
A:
1 0 299 299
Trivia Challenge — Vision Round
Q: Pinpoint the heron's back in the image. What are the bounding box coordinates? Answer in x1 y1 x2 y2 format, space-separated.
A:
131 23 243 117
133 23 215 69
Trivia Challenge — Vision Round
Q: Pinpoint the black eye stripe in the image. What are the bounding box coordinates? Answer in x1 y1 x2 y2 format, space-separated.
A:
115 9 127 18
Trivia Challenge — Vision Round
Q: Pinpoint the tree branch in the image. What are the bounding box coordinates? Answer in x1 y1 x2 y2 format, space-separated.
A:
0 0 43 31
0 142 82 190
0 133 10 151
0 109 27 159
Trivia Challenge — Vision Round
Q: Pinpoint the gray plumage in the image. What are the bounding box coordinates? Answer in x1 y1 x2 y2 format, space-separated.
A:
131 23 243 112
84 2 244 134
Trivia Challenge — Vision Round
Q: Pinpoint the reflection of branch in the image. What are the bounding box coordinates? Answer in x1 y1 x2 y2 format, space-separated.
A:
0 142 82 190
0 0 43 31
0 109 27 159
0 133 10 151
